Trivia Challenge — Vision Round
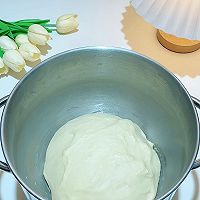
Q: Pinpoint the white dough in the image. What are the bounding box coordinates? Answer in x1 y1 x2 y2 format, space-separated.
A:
44 113 161 200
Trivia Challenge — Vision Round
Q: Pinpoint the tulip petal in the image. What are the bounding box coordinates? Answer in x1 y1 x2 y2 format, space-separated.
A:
28 24 51 46
28 32 50 45
56 14 78 34
3 50 25 72
19 43 41 62
15 34 29 46
0 36 18 50
29 24 49 35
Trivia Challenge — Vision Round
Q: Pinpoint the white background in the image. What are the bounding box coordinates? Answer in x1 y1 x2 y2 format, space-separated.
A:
0 0 200 199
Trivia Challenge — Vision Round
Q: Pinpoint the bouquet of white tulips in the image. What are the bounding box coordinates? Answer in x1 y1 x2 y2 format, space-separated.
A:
0 14 78 76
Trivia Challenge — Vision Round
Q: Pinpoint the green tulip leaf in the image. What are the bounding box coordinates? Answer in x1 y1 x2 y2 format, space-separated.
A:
0 18 53 39
0 29 9 35
0 21 9 31
7 30 14 39
14 19 50 24
0 47 4 57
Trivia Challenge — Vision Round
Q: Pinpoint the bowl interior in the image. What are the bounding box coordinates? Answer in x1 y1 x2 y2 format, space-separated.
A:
2 47 198 199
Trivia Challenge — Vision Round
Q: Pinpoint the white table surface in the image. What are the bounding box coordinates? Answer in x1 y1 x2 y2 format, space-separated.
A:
0 0 200 199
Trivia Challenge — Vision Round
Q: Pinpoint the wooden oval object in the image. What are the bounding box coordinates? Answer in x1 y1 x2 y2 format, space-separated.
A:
157 30 200 53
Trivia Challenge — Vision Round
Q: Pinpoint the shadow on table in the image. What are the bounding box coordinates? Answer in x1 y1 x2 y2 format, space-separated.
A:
173 190 179 200
16 184 26 200
0 170 26 200
173 170 199 200
0 44 52 81
121 5 200 77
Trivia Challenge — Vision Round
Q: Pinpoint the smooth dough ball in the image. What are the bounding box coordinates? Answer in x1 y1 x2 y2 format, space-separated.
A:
44 113 161 200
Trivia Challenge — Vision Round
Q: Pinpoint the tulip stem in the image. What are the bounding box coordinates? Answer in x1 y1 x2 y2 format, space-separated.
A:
42 24 57 32
44 24 56 27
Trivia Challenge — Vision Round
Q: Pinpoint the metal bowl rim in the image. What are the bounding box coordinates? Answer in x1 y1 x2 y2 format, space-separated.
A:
1 46 199 200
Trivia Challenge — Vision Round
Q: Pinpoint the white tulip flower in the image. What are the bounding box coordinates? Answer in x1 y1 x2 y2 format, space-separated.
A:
28 24 51 46
0 36 18 51
0 57 8 75
15 34 29 46
56 14 78 34
3 50 25 72
19 43 41 62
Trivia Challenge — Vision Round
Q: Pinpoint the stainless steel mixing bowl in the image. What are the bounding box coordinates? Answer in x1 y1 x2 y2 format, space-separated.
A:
0 47 200 200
